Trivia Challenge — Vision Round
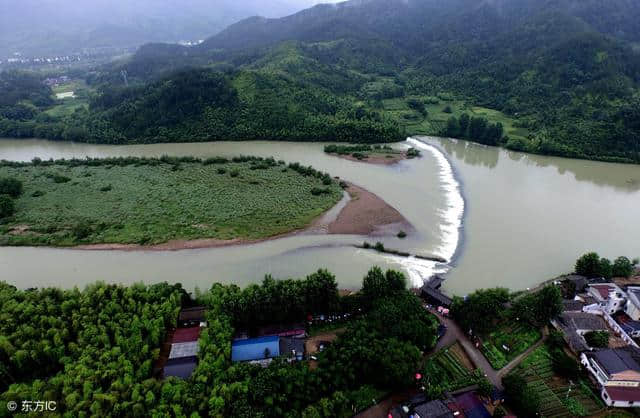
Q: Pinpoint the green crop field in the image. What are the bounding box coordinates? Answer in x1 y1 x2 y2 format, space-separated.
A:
513 345 604 417
480 321 541 369
423 343 477 391
0 156 342 247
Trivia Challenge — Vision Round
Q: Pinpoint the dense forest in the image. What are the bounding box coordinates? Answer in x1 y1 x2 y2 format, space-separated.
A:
0 267 438 416
2 0 640 162
0 68 402 144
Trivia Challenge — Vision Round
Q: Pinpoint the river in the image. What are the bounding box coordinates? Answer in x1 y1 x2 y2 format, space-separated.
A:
1 137 639 295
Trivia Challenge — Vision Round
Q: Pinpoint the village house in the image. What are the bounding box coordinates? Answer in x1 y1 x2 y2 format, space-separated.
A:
581 347 640 407
157 307 208 380
587 283 626 315
553 311 609 352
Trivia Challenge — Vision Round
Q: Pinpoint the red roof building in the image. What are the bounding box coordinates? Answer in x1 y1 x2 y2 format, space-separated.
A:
171 327 201 344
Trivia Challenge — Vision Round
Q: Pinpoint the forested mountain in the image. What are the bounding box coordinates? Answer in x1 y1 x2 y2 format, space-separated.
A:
193 0 640 162
2 0 640 162
0 0 328 57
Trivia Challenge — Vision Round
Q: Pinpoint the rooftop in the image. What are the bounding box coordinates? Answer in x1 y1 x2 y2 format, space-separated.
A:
178 306 206 322
604 385 640 402
591 284 615 300
232 335 280 362
557 312 608 352
454 391 491 418
279 337 305 359
412 400 454 418
421 286 452 307
163 356 197 379
558 312 607 331
562 299 585 312
169 341 199 359
627 287 640 309
171 327 201 343
589 346 640 375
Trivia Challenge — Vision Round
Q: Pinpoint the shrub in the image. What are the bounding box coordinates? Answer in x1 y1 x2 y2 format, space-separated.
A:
99 185 112 192
230 170 239 178
203 157 229 165
31 190 45 197
443 105 453 113
397 230 407 239
406 148 421 158
71 221 93 240
0 195 15 218
217 168 227 174
51 174 71 183
363 242 371 249
311 187 330 196
0 177 23 197
374 242 385 252
584 331 609 348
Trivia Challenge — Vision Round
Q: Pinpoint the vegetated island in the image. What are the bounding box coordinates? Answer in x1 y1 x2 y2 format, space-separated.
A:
0 156 410 249
323 144 421 165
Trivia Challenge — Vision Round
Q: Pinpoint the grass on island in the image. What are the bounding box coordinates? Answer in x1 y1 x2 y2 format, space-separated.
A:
423 342 477 391
512 345 604 417
0 157 343 247
381 94 530 142
480 321 541 369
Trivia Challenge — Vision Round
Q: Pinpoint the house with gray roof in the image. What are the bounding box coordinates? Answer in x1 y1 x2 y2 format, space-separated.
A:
581 346 640 407
553 312 608 352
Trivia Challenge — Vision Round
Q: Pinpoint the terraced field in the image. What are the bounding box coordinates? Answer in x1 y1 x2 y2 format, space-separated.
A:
515 345 604 417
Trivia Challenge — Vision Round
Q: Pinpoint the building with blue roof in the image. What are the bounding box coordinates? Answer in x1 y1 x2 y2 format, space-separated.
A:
232 336 281 362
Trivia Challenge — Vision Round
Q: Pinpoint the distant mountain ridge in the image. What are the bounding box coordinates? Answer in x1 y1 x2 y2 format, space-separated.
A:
201 0 640 53
0 0 326 56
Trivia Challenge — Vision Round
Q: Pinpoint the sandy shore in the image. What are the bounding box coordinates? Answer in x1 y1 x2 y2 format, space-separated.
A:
327 184 410 235
75 182 411 251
